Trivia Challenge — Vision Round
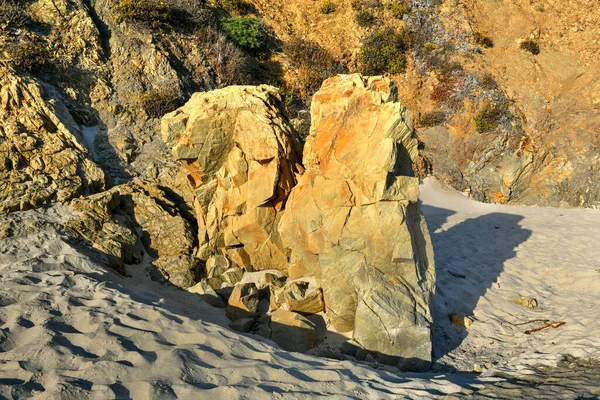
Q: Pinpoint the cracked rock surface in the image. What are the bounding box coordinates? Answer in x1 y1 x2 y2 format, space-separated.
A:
163 75 436 369
279 75 435 370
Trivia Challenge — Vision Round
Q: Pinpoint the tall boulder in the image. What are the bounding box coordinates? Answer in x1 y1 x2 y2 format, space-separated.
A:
279 75 436 371
161 86 302 272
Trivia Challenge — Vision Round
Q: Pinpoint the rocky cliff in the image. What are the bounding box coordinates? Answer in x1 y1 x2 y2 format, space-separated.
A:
0 66 106 212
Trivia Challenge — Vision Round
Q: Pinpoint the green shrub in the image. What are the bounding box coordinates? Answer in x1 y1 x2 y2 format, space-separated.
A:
111 0 172 25
355 10 375 27
423 42 437 52
284 38 346 97
220 0 246 14
351 0 362 11
474 103 502 133
319 0 336 14
480 73 498 90
358 28 412 75
473 32 493 48
386 1 409 19
221 17 268 50
419 111 445 127
0 1 32 29
4 39 51 73
520 39 540 55
141 87 181 118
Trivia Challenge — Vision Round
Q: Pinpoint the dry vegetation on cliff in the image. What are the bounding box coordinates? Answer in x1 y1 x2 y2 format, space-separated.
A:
2 0 598 207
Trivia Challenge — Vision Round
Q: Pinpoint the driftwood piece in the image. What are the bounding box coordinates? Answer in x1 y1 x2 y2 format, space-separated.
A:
449 271 467 279
503 319 567 335
524 321 566 335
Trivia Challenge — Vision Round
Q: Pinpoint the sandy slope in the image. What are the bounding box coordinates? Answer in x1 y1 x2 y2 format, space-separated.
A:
423 179 600 373
1 179 599 399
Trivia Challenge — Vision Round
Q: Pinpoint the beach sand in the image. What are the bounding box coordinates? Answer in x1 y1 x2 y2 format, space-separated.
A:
1 178 599 399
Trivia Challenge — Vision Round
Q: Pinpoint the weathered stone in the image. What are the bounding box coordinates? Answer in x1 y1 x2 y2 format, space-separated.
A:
206 276 225 291
229 317 255 333
238 269 287 290
153 256 197 288
92 221 142 267
269 309 317 353
258 271 287 290
204 256 243 289
270 279 324 314
187 280 226 308
68 189 139 273
511 296 538 309
220 267 244 286
67 180 198 287
206 255 230 278
227 283 260 320
279 75 436 370
118 181 198 288
161 85 303 272
449 313 474 328
0 67 106 213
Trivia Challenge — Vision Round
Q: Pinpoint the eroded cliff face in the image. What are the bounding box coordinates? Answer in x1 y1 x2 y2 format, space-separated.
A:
1 0 215 287
0 66 106 213
2 0 224 205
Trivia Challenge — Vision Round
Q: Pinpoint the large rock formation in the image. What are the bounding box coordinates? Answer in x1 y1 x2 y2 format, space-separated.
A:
162 75 436 370
279 75 435 370
161 86 303 272
0 66 106 213
68 180 198 287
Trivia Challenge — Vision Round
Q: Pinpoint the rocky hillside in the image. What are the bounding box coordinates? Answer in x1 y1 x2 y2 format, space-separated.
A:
1 0 598 208
250 0 600 207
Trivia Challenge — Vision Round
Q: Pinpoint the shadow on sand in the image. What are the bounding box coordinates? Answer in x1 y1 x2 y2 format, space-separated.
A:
12 203 592 398
69 201 533 373
420 204 532 360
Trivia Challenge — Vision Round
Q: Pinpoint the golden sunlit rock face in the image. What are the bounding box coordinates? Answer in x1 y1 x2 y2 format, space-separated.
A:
161 85 303 274
280 75 435 371
0 67 106 213
163 75 436 370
